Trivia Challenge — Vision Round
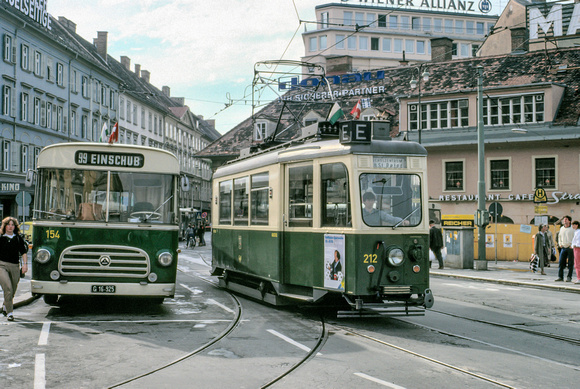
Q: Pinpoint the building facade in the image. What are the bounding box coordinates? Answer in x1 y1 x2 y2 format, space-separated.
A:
302 1 498 73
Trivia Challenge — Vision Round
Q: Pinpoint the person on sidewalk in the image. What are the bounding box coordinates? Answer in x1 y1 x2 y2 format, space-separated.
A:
429 220 444 269
0 216 29 322
570 221 580 284
533 224 549 275
556 215 575 282
545 225 555 267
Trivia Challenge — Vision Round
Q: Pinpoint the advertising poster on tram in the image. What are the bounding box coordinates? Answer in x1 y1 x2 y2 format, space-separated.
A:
324 234 345 291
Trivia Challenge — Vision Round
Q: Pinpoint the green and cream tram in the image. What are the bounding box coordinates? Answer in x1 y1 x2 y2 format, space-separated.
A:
29 143 180 304
211 121 434 316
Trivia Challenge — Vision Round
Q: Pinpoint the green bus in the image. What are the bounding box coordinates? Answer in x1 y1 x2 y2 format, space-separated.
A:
29 143 181 304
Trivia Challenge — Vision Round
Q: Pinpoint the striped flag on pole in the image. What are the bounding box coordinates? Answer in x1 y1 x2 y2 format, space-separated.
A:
328 102 344 125
99 122 109 143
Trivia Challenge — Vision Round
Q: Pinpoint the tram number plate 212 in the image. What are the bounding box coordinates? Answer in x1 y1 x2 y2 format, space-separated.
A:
91 285 116 293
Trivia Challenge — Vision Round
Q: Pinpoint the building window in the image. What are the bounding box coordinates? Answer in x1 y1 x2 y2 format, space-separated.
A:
2 85 12 116
466 21 474 35
120 97 125 119
382 38 391 52
348 36 356 50
46 102 53 129
344 11 353 26
255 122 267 141
412 17 421 31
451 43 458 56
371 37 379 51
3 34 13 62
148 112 152 131
71 70 77 92
21 44 29 70
378 14 386 28
2 141 11 172
33 97 40 125
389 15 398 29
21 144 28 173
490 159 509 189
409 100 469 130
57 106 63 131
434 18 442 32
535 157 555 189
82 115 88 138
110 90 115 108
320 12 329 29
394 38 403 53
483 94 544 125
81 76 89 98
405 39 414 53
423 18 431 31
71 110 77 136
34 51 41 76
445 161 464 190
101 85 107 105
21 93 29 122
445 19 453 33
355 12 364 27
477 22 485 35
57 63 64 86
133 104 138 125
472 44 480 57
309 37 317 52
359 36 368 50
455 20 464 34
417 40 425 54
320 35 327 50
336 35 345 49
126 100 131 123
141 108 145 128
401 16 410 30
460 43 470 57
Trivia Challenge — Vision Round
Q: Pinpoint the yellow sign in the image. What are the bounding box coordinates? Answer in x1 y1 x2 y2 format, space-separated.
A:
441 214 474 220
442 214 474 227
535 205 548 214
533 188 548 203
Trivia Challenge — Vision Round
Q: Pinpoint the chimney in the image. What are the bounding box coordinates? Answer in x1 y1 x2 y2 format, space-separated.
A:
206 119 216 129
94 31 108 61
58 17 76 33
121 56 131 71
399 50 409 66
162 86 170 97
430 37 453 62
326 56 353 76
141 70 150 83
510 27 528 52
135 64 141 78
173 97 185 105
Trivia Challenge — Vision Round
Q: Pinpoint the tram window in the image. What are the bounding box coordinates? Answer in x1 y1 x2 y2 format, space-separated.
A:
251 172 269 225
359 173 422 227
321 163 350 227
288 164 313 227
219 180 232 225
233 177 249 225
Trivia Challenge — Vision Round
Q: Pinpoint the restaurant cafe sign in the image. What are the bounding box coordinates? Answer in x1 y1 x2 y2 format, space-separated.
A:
438 191 580 205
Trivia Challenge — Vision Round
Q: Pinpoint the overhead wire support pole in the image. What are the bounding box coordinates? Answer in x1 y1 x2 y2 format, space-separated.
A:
475 66 488 270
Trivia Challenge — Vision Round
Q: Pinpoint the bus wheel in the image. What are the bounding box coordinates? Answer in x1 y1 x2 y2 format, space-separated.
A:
43 294 59 305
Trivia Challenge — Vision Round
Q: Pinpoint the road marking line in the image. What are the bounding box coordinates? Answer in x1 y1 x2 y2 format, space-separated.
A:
34 353 45 389
354 373 406 388
267 329 322 356
206 298 235 314
38 322 51 346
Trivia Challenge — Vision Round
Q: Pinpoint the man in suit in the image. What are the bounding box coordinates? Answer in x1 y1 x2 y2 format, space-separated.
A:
429 220 444 269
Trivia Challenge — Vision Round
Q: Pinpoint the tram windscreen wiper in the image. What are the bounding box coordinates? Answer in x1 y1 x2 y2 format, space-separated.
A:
392 206 420 229
141 195 173 222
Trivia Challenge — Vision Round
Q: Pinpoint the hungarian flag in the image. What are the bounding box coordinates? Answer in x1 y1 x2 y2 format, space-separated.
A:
99 122 109 142
350 99 362 119
328 102 344 125
108 122 119 144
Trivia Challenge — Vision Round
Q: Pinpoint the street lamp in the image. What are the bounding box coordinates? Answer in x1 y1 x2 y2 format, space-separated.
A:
409 65 430 144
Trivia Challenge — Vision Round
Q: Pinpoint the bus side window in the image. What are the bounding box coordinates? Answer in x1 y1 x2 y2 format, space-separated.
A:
321 163 350 227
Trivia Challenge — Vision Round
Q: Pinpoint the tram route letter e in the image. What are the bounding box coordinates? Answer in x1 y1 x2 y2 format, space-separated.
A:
340 121 371 144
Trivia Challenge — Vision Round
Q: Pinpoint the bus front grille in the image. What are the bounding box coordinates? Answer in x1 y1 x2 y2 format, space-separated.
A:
59 245 150 278
381 286 412 294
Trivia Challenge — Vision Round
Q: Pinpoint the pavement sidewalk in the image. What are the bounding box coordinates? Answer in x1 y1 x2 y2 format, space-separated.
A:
431 260 580 293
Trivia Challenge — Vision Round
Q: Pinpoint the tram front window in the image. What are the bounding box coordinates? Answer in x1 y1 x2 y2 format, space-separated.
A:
359 173 422 227
36 169 175 223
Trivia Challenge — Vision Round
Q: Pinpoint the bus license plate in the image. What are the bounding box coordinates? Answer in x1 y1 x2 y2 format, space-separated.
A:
91 285 116 293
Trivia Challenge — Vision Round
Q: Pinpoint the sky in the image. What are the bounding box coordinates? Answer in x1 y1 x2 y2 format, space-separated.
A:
47 0 505 135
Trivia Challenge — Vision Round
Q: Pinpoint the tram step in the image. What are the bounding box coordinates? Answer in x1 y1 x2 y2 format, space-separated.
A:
277 293 314 302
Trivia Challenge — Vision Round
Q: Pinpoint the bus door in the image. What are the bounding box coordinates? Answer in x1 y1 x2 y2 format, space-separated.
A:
283 163 314 286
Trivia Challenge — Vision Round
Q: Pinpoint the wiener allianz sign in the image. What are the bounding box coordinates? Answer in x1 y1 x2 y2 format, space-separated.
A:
528 3 580 40
279 71 387 101
438 191 580 205
340 0 492 14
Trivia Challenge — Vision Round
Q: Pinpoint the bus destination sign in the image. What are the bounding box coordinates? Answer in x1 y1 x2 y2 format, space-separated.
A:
75 151 145 168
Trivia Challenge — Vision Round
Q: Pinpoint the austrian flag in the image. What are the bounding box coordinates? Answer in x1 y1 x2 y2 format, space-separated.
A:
108 122 119 144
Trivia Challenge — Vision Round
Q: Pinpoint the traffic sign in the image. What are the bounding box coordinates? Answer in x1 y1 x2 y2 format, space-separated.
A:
15 192 32 206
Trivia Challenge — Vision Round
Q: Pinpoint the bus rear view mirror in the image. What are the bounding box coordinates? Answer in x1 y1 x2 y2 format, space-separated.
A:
25 170 35 187
181 176 190 192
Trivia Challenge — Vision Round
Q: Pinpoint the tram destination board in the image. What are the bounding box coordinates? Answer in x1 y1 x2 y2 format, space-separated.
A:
75 150 144 168
91 285 116 293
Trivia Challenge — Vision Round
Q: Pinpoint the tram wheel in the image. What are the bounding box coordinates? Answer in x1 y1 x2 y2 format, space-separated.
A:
43 294 59 305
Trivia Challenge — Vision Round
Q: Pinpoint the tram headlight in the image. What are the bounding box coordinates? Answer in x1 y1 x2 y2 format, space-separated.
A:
157 252 173 267
35 248 52 264
387 248 404 266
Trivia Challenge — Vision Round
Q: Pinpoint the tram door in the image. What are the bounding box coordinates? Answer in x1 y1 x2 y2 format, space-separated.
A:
283 163 315 286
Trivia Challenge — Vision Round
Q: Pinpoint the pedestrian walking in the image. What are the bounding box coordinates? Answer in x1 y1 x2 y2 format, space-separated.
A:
533 224 549 275
556 215 575 282
571 221 580 284
0 216 29 322
197 221 206 246
429 220 444 269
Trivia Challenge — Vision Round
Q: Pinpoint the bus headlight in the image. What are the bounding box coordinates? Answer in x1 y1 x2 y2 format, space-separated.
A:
387 248 404 266
35 249 52 264
158 252 173 267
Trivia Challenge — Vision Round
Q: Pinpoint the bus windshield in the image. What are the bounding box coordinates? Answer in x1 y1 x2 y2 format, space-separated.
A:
36 169 176 224
360 173 422 227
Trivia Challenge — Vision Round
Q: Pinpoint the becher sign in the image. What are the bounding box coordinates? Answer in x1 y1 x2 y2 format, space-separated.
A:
75 151 145 168
438 191 580 205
